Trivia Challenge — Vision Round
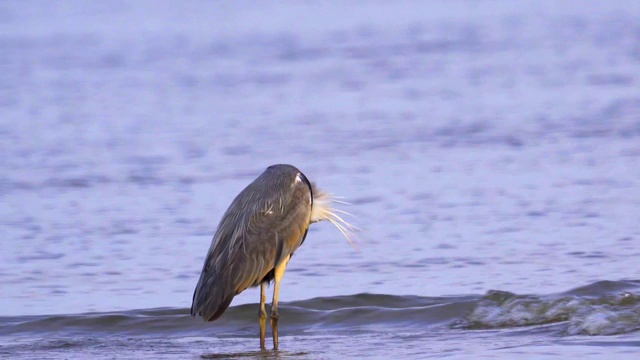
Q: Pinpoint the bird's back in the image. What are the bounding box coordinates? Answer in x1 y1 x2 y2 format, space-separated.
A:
191 165 313 321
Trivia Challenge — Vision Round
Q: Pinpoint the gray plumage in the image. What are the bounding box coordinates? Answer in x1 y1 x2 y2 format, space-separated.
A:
190 164 354 349
191 164 311 321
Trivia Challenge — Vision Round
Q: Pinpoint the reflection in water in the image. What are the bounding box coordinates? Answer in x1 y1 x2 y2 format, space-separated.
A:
201 350 307 359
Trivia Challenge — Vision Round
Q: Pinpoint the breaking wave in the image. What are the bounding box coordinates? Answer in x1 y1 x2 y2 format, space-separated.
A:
2 280 638 340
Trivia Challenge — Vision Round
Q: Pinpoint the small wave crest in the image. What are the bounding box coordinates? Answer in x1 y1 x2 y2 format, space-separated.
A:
454 280 640 335
2 281 638 340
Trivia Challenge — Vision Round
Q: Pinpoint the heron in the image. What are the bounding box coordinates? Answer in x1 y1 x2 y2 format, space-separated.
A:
191 164 355 350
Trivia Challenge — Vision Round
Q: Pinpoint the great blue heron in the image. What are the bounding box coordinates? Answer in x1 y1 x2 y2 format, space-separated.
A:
191 164 354 350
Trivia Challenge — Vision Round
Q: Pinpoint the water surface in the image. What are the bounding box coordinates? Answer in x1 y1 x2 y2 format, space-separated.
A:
1 0 639 358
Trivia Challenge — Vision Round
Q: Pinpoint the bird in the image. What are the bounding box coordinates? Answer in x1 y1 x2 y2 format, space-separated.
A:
190 164 355 350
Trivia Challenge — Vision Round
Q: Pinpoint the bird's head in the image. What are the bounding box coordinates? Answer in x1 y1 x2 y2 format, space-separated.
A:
261 164 358 249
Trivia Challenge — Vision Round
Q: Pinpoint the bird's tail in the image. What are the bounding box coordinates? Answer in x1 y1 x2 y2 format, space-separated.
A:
190 269 236 322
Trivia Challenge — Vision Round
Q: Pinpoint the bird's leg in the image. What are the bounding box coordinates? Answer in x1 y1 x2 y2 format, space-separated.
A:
271 255 290 350
259 282 267 350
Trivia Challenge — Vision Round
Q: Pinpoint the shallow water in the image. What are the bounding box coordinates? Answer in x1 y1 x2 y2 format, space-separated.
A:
1 0 640 358
2 281 640 359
